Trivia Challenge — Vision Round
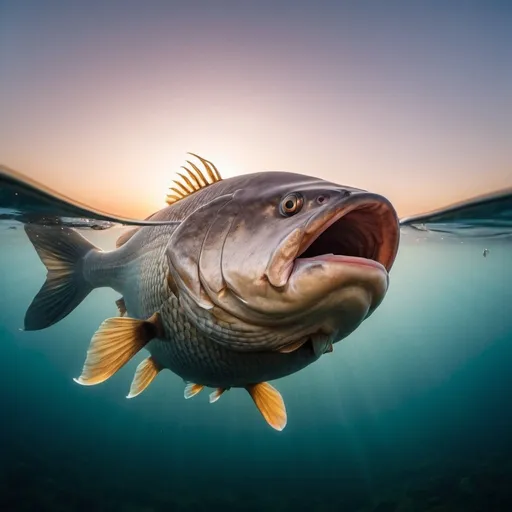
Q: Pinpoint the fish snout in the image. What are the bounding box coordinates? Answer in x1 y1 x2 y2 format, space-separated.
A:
277 190 399 337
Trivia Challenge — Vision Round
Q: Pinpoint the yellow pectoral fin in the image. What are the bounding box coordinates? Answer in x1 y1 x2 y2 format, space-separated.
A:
74 312 163 386
246 382 287 431
126 356 162 399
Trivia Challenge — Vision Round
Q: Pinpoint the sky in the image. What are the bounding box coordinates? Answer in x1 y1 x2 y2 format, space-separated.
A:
0 0 510 219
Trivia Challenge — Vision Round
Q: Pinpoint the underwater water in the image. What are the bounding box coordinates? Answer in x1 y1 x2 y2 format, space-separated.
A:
0 177 511 511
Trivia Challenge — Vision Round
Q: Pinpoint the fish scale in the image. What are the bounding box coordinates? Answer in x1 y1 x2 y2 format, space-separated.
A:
144 294 320 388
99 219 321 388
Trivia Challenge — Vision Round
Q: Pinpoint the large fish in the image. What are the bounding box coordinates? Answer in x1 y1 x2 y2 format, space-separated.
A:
23 155 400 430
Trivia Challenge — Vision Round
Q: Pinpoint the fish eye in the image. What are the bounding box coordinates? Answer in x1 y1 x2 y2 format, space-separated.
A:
279 193 304 217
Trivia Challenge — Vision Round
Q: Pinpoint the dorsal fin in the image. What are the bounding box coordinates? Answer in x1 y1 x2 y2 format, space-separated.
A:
166 153 222 206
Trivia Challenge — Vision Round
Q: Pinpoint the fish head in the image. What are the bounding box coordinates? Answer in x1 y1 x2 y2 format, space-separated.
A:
167 172 400 352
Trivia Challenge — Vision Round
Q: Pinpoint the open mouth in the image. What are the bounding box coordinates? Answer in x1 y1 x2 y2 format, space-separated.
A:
296 194 399 272
265 192 400 289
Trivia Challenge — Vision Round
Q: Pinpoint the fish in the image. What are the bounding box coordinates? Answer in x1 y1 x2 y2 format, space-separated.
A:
23 154 400 431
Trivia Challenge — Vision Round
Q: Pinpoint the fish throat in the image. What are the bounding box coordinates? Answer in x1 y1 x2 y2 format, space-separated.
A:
295 200 397 271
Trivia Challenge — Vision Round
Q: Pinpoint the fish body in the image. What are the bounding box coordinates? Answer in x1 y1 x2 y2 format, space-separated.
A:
23 155 400 430
77 201 319 389
92 223 322 387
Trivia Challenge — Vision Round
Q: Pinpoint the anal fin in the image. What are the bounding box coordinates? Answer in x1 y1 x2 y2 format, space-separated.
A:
246 382 287 431
127 356 162 398
184 383 204 399
209 388 227 403
115 297 127 317
73 312 164 386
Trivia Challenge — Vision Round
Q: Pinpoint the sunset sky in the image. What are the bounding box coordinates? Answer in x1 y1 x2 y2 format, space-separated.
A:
1 1 510 219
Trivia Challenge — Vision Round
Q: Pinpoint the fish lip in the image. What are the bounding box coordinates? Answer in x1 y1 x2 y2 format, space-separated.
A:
295 191 400 273
295 253 387 272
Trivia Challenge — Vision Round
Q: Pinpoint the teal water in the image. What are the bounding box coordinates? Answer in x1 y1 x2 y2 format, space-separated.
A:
0 193 511 510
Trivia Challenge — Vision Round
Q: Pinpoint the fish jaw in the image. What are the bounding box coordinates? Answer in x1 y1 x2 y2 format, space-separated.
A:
234 192 394 349
263 191 399 342
265 191 399 290
285 253 389 341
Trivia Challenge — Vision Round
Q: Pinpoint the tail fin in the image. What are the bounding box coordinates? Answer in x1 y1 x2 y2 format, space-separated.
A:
24 224 99 331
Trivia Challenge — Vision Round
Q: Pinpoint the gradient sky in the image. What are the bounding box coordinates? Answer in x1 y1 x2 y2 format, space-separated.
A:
1 0 510 218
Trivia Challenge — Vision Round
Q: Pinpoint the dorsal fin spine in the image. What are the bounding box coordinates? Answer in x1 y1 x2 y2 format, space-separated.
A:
187 161 208 187
165 154 223 206
187 152 221 182
172 180 190 196
203 161 216 182
167 194 181 203
169 186 186 197
181 165 201 188
176 172 195 192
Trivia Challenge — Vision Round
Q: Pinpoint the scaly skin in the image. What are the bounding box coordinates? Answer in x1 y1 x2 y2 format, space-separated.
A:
149 296 321 388
86 220 321 388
